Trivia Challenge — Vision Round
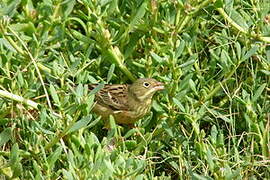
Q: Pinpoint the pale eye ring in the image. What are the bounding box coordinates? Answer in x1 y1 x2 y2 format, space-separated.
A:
143 82 150 88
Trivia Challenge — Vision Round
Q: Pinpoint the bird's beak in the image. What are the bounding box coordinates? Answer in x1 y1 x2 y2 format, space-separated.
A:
153 82 165 91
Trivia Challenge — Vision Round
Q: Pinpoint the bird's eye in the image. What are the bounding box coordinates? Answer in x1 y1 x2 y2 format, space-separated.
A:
143 82 150 88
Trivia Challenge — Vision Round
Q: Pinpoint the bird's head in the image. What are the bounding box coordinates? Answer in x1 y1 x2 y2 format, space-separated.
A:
129 78 164 102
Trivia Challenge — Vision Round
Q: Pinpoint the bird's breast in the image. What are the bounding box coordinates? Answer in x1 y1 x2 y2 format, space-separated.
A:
129 98 152 118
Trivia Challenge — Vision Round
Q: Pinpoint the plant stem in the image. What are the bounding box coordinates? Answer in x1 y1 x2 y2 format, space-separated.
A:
0 89 38 109
176 0 214 33
106 47 136 82
8 27 53 110
217 8 270 43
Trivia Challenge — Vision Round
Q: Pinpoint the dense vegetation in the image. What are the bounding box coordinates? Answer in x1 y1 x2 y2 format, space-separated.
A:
0 0 269 179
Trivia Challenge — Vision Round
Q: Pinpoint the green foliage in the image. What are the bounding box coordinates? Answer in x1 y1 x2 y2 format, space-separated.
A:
0 0 269 179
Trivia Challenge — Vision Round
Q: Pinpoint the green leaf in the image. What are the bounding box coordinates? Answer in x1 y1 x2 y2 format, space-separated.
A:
126 160 145 176
87 116 101 129
62 169 74 180
34 121 55 135
213 0 223 8
206 148 214 171
262 121 270 157
107 115 117 138
104 160 115 173
210 125 218 145
47 146 62 170
208 109 232 124
108 0 120 14
150 52 163 63
252 83 266 102
152 100 164 112
179 59 196 68
173 97 185 112
67 115 92 134
124 32 143 58
175 40 185 59
180 73 193 91
86 94 95 114
135 174 144 180
107 63 115 83
10 143 19 164
10 22 36 34
260 70 270 75
235 42 241 60
266 46 270 62
226 8 249 31
0 128 12 147
191 173 211 180
62 0 75 18
129 1 147 31
0 0 21 16
67 150 75 168
220 49 232 70
75 84 84 99
33 160 42 178
242 46 259 61
162 121 173 137
124 129 138 139
0 38 16 52
217 130 224 147
17 71 24 87
89 83 104 95
49 84 60 106
11 161 23 178
189 79 197 94
10 143 22 178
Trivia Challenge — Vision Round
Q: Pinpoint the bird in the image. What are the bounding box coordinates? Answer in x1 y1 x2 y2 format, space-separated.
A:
89 78 164 127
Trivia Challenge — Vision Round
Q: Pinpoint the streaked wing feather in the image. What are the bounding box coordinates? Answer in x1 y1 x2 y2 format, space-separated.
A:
90 84 129 111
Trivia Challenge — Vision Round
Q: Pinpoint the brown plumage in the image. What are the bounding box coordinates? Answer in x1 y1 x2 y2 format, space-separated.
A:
89 78 164 127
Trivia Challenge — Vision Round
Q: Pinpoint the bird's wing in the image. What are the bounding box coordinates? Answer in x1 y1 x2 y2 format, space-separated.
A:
89 84 129 111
